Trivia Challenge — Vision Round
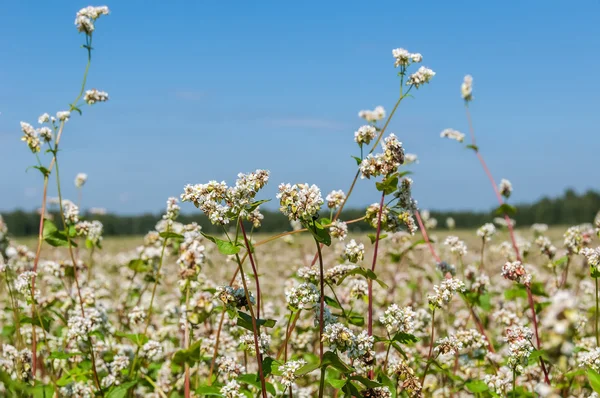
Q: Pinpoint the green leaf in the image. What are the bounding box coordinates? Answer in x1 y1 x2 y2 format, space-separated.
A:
31 166 50 177
592 265 600 279
236 311 276 332
116 332 149 346
159 231 184 239
237 373 276 395
195 385 221 395
262 356 275 378
326 378 347 389
296 360 320 376
367 233 388 244
42 219 70 247
335 267 388 289
466 144 479 152
347 313 365 326
28 384 54 398
201 233 242 255
375 174 398 195
379 374 397 398
106 380 139 398
247 199 271 212
494 203 517 216
465 379 488 393
307 220 331 246
589 369 600 393
529 282 548 297
20 316 51 332
504 286 528 300
324 295 342 310
350 375 382 388
48 352 83 360
392 332 419 344
127 259 151 273
351 155 362 165
528 349 550 364
172 340 204 366
322 351 353 373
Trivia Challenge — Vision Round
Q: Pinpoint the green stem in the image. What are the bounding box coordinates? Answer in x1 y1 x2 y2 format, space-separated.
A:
595 278 600 347
318 367 326 398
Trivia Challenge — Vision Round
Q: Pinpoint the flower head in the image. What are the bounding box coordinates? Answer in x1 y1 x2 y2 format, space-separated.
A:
461 75 473 102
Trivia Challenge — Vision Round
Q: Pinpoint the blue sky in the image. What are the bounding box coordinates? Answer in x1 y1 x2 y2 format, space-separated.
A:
1 1 599 214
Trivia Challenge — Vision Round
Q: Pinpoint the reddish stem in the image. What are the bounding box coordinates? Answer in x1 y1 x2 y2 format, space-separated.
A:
414 210 441 263
239 220 262 318
367 192 386 379
465 105 549 383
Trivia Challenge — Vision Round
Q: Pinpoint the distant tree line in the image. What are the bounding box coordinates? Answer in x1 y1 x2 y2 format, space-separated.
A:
2 189 599 237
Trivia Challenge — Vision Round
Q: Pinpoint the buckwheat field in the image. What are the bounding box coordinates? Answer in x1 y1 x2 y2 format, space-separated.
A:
3 5 600 398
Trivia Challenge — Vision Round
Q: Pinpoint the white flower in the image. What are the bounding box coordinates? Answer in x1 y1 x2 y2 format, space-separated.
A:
277 183 323 222
56 111 71 122
38 113 50 124
326 190 346 209
501 261 532 286
380 304 416 334
75 173 88 188
461 75 473 101
358 106 386 123
407 66 435 88
477 223 496 242
344 239 364 263
84 89 109 105
499 179 512 199
354 125 377 145
75 5 110 34
440 128 465 143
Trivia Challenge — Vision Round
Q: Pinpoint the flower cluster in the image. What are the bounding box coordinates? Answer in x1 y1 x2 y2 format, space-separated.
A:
75 5 110 34
359 134 405 179
440 128 465 143
477 223 496 242
444 236 467 256
406 66 435 88
343 239 365 263
427 278 466 309
84 89 109 105
499 179 513 199
392 48 423 68
181 170 270 225
461 75 473 102
326 189 346 209
277 183 323 222
379 304 416 334
354 125 377 145
501 261 532 286
358 106 386 123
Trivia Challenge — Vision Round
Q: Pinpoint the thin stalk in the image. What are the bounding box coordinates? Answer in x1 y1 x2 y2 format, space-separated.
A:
465 104 549 383
234 253 267 398
313 229 325 362
30 174 49 376
184 283 191 398
595 278 600 347
207 310 226 385
318 367 327 398
276 310 300 360
368 191 385 379
54 157 103 395
284 311 294 362
129 230 170 379
526 286 550 383
414 210 441 263
239 220 262 318
421 309 436 386
480 240 485 271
